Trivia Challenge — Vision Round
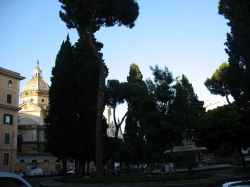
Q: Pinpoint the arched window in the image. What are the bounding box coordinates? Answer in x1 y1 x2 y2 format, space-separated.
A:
8 80 13 88
19 159 25 163
31 159 38 164
30 98 34 103
31 159 38 168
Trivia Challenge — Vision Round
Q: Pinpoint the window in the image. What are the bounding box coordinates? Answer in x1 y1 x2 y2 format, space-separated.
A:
7 94 12 104
3 153 9 165
4 133 10 144
8 80 13 88
3 114 13 124
41 99 44 103
30 98 34 103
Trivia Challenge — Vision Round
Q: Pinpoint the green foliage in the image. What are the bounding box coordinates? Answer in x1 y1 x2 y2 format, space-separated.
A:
219 0 250 108
123 64 152 163
123 65 204 164
103 137 129 163
145 66 176 153
205 62 231 103
147 65 174 114
106 80 128 138
170 75 204 128
196 105 248 156
46 36 76 159
59 0 139 34
127 63 143 83
106 80 124 107
46 36 101 172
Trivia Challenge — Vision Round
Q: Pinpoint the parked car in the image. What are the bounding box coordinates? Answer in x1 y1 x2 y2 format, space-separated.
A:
26 167 43 176
66 170 75 175
0 172 32 187
222 180 250 187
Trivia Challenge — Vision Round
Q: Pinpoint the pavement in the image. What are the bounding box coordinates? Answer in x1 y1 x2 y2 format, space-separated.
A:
36 165 250 187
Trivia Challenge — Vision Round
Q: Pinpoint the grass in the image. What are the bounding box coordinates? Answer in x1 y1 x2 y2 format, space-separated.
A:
57 173 212 184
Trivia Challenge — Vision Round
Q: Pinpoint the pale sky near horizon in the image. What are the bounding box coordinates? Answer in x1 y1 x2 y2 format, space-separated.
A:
1 0 230 110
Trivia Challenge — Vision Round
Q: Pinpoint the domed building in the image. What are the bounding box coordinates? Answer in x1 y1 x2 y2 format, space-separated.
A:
16 63 122 174
16 63 58 174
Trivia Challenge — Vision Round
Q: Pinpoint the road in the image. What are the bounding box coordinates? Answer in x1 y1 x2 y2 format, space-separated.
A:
25 176 60 187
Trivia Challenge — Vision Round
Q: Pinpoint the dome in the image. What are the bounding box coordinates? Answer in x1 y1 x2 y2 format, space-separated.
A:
23 77 49 92
22 64 49 92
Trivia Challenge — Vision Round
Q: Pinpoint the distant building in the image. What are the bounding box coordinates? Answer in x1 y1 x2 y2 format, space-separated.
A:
104 106 123 138
0 67 24 172
204 100 226 111
16 64 57 174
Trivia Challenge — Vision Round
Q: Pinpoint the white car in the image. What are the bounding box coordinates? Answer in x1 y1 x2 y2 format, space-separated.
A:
222 180 250 187
0 172 32 187
26 167 43 176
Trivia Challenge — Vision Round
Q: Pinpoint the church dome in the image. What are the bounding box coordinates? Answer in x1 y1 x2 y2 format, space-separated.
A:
22 62 49 92
23 77 49 92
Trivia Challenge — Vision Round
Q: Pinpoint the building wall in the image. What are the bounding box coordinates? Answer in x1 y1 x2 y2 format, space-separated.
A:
0 67 24 172
0 78 19 107
20 92 49 107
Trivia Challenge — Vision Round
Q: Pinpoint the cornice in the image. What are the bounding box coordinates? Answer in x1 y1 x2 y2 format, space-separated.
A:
0 67 25 80
0 103 21 111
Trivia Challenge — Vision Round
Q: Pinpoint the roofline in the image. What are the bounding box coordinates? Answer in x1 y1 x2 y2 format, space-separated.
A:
0 67 25 80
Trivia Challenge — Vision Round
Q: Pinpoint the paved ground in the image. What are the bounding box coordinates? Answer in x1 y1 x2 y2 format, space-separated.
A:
27 166 250 187
26 176 60 187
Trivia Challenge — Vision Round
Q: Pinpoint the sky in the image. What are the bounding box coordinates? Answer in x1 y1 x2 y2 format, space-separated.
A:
1 0 230 111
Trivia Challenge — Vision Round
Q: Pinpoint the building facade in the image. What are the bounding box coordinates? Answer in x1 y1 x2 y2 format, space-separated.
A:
0 67 24 172
16 65 58 174
103 106 123 138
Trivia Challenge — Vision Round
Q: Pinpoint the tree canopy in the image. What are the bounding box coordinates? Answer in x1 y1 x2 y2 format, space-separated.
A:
204 62 231 103
219 0 250 108
59 0 139 34
197 104 249 168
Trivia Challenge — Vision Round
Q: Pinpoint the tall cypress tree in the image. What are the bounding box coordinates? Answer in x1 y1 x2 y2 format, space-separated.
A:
71 37 101 175
124 64 148 164
45 36 76 174
46 36 102 175
168 75 204 144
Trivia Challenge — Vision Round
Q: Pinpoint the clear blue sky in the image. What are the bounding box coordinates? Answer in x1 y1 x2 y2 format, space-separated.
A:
1 0 229 105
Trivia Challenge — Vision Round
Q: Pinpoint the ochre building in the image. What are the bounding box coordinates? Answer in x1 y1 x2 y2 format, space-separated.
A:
0 67 24 172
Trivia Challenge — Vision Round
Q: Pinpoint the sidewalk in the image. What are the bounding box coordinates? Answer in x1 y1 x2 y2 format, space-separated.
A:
175 164 232 172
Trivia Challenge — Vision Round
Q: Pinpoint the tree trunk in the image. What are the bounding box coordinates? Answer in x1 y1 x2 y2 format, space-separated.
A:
87 160 90 176
95 61 105 176
238 145 246 169
113 108 127 139
79 158 85 176
83 16 106 176
225 94 231 104
74 158 78 175
62 158 67 176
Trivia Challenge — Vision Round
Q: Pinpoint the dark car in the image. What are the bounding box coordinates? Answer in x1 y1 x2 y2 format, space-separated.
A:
0 172 32 187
